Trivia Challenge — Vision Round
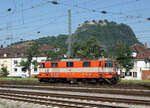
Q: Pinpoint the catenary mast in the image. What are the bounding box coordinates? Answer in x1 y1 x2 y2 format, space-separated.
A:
67 9 72 58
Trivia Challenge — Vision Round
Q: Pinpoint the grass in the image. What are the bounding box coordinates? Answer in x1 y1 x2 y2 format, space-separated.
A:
0 77 150 83
120 79 150 83
0 77 38 81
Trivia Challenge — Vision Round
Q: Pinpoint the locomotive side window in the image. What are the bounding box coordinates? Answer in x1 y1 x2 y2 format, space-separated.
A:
105 61 113 67
66 62 74 67
51 63 58 67
83 62 91 67
42 63 45 68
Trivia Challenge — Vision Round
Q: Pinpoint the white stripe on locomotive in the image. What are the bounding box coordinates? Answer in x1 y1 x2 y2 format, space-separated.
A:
40 67 113 73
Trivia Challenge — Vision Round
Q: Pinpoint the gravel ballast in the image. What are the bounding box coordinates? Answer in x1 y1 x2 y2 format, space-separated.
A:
0 98 56 108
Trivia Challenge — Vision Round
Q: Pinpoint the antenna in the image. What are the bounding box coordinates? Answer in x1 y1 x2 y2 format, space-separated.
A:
67 9 72 58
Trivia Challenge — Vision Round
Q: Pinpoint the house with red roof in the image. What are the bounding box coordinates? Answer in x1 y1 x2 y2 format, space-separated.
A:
121 42 150 80
0 44 52 77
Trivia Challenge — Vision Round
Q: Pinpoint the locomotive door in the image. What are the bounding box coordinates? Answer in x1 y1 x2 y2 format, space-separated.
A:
98 61 103 78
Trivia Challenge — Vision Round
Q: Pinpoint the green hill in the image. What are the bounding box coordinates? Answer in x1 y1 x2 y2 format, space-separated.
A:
11 20 141 56
74 20 140 55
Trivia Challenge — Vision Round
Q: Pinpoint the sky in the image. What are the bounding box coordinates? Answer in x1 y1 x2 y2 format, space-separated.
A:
0 0 150 47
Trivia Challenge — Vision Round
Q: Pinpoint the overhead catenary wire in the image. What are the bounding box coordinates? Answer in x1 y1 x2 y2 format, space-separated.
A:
0 9 94 32
0 0 149 28
48 0 150 21
0 0 149 46
0 0 149 32
0 0 51 18
95 0 141 10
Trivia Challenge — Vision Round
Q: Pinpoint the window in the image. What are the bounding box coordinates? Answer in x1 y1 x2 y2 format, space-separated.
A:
67 62 74 67
133 72 137 77
51 63 58 67
83 62 91 67
120 72 125 78
14 68 17 72
125 72 132 76
105 61 113 67
14 60 18 64
3 53 7 57
121 72 125 78
22 68 26 72
34 68 37 72
42 63 45 68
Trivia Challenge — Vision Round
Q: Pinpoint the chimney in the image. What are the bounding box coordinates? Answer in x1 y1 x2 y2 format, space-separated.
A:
144 42 147 49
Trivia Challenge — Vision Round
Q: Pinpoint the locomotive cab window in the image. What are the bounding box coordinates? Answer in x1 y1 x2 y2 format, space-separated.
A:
42 63 45 68
105 61 113 67
83 62 91 67
66 62 74 67
51 63 58 67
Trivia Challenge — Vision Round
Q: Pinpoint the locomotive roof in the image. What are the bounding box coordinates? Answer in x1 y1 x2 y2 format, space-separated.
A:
41 57 115 62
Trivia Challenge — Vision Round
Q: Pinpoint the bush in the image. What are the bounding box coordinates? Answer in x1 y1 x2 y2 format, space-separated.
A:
0 64 9 77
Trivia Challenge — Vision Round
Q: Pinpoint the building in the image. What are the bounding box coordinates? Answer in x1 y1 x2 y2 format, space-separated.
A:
78 20 107 27
120 43 150 80
0 44 51 77
9 57 46 77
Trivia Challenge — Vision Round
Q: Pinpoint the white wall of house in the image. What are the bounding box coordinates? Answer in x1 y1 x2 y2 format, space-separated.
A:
9 57 47 77
118 59 150 80
10 58 28 77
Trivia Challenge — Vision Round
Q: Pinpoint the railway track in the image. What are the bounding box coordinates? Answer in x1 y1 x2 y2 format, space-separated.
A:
1 84 150 97
0 90 121 108
0 87 150 108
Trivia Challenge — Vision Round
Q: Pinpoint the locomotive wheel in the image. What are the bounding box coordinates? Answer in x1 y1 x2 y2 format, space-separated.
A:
38 78 43 82
69 79 77 84
49 78 56 83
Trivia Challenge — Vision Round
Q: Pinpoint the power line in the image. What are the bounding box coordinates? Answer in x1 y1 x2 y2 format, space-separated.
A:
0 10 93 32
0 0 51 18
95 0 141 10
0 0 149 31
50 0 149 21
0 0 150 45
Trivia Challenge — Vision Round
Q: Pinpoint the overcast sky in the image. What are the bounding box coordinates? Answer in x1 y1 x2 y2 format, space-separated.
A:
0 0 150 47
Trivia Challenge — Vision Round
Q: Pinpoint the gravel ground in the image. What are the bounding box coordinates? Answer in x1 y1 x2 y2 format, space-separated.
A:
0 98 57 108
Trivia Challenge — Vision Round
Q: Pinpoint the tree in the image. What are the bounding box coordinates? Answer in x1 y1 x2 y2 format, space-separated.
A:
86 38 104 57
20 42 39 77
115 43 134 77
46 42 67 58
20 60 29 72
73 41 87 57
0 64 9 77
73 38 104 58
32 60 40 72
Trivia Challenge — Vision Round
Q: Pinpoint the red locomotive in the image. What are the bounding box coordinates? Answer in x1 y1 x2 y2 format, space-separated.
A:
37 58 119 84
